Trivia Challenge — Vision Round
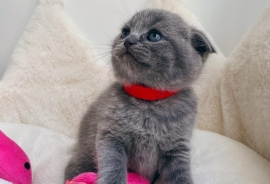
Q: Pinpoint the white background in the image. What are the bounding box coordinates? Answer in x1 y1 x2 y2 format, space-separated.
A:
1 0 270 78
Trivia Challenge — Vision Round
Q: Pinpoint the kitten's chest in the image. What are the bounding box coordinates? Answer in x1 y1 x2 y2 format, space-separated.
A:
108 100 167 132
104 96 184 147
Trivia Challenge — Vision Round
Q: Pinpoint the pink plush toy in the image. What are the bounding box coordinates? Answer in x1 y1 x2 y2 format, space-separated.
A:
66 172 150 184
0 131 32 184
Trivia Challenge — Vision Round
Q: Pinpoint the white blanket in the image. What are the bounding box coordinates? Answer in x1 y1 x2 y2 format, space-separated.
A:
1 122 270 184
0 0 270 183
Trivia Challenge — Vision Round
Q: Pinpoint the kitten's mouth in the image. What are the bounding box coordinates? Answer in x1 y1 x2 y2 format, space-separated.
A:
116 46 150 68
123 51 136 60
122 51 149 67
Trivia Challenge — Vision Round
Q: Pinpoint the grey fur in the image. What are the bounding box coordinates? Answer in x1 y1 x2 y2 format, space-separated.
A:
65 9 215 184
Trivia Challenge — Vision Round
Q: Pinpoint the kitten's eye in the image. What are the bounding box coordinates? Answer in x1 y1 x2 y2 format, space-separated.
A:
121 29 130 38
147 32 162 42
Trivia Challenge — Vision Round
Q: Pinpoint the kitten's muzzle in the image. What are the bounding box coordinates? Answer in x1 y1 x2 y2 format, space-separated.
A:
124 35 138 49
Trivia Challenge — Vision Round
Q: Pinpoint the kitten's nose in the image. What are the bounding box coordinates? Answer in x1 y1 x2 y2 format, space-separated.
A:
124 35 138 49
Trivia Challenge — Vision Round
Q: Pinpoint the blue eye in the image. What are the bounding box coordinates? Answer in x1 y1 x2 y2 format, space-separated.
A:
121 29 130 38
147 32 162 42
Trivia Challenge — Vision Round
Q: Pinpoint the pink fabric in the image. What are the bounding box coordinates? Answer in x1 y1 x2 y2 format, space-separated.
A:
127 172 150 184
66 172 97 184
0 131 32 184
66 172 150 184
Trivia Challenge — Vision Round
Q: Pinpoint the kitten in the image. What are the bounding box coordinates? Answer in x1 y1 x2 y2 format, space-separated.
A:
65 9 215 184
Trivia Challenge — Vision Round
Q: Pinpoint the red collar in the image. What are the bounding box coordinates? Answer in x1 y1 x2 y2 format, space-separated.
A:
123 84 180 101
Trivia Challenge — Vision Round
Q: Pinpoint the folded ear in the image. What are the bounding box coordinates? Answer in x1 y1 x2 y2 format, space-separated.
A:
191 29 216 59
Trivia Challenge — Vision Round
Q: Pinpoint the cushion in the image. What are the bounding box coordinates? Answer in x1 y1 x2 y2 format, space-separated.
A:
220 4 270 160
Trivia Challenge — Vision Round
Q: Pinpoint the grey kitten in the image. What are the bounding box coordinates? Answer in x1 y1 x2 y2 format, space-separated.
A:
65 9 215 184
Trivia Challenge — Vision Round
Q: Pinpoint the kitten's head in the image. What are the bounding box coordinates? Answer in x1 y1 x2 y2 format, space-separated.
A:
111 9 215 90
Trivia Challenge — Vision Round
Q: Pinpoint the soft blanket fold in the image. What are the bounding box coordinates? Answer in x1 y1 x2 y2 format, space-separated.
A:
219 4 270 160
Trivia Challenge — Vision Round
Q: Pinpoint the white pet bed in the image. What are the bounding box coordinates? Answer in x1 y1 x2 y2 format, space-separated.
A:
0 0 270 183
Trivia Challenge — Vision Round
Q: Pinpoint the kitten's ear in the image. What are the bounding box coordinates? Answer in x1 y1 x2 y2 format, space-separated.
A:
191 29 216 58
